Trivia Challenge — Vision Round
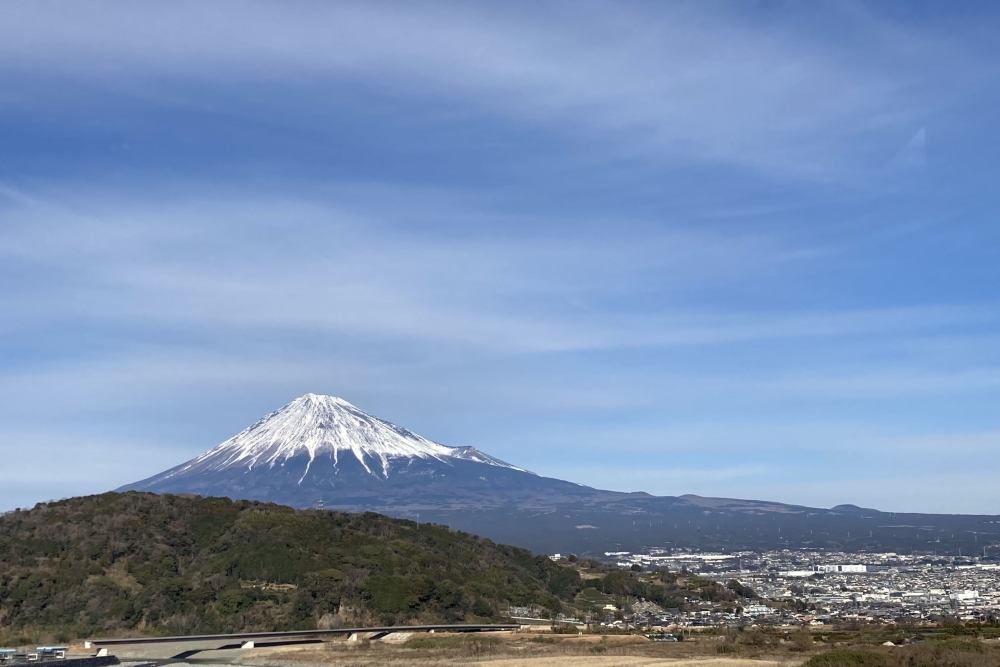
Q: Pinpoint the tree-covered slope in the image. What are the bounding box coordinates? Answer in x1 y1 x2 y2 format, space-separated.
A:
0 492 579 641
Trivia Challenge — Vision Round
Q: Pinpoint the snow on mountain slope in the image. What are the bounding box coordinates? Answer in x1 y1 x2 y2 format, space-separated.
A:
153 393 524 483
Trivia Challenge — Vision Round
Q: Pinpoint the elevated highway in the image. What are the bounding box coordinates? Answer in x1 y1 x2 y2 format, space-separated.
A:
85 624 521 660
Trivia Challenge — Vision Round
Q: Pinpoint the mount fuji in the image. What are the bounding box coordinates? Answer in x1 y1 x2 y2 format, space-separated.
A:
119 393 603 512
120 394 998 556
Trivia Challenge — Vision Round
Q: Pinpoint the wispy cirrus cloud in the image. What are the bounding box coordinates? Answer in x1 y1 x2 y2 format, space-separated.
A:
0 1 979 177
2 185 990 355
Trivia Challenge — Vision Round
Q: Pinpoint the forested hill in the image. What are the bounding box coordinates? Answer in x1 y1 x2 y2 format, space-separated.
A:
0 492 584 640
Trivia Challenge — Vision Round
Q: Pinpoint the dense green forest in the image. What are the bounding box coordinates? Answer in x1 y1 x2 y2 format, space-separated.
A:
0 493 736 642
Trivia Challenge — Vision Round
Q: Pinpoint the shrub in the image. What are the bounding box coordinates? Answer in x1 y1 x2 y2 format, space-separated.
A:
804 650 888 667
551 623 580 634
931 638 988 654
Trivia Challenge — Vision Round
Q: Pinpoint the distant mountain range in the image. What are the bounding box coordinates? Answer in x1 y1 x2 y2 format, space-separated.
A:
121 394 1000 557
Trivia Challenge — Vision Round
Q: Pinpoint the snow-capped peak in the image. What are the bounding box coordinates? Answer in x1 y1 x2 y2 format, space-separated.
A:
173 393 523 481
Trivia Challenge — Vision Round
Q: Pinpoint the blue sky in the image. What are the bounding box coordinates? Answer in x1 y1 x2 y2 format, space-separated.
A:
1 1 999 513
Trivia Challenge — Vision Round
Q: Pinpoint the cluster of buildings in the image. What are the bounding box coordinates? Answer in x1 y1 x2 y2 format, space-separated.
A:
598 549 1000 627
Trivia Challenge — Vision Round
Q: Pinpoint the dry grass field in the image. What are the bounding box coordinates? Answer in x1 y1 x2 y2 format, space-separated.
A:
252 631 811 667
63 624 1000 667
237 626 1000 667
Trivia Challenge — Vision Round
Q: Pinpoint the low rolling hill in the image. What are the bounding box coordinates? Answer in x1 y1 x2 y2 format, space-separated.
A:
0 492 741 642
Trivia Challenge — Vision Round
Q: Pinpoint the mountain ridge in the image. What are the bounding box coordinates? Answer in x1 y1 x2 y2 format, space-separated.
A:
120 394 1000 557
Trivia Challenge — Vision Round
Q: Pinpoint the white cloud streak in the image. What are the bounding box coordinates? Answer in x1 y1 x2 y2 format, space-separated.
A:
2 185 990 356
0 1 975 176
